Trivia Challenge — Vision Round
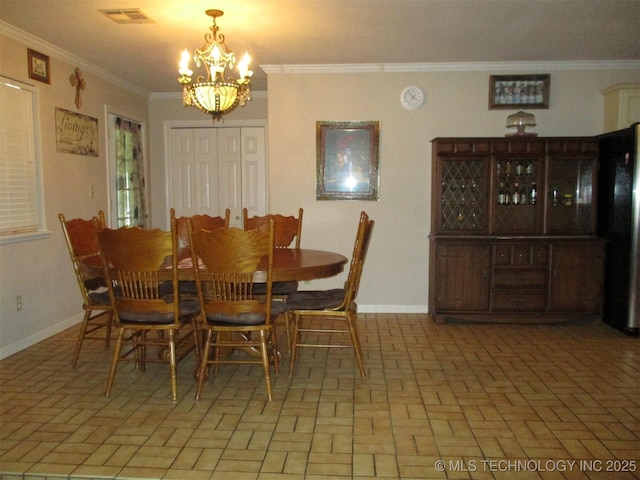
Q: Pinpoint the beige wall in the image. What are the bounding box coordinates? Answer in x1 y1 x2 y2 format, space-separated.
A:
0 32 148 358
265 68 640 311
1 23 638 357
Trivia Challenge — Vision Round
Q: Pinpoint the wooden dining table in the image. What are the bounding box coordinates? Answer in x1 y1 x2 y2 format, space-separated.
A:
259 248 348 282
174 248 348 283
85 248 348 285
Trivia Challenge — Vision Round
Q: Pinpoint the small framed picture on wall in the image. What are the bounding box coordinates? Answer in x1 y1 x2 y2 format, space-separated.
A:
489 74 550 109
27 48 50 84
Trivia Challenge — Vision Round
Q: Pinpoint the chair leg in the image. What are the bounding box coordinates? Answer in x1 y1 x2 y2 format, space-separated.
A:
105 328 125 397
346 313 366 377
288 313 301 377
259 330 273 402
104 311 113 349
138 331 147 371
283 311 291 355
195 329 213 402
190 320 202 366
212 332 222 374
71 310 92 367
168 330 178 402
270 325 280 375
131 330 142 369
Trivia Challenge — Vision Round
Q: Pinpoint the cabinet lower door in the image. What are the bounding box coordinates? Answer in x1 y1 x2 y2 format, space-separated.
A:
434 243 491 311
549 243 605 313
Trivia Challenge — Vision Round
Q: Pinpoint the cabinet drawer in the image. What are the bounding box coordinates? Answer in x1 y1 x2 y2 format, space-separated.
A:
512 245 531 265
531 245 548 265
493 291 547 311
494 245 512 265
493 244 548 266
494 268 547 288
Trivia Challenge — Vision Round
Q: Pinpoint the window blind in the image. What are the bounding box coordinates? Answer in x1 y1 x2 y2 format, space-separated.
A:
0 77 40 236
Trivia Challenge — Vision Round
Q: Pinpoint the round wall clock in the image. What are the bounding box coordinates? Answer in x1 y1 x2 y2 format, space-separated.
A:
400 86 425 110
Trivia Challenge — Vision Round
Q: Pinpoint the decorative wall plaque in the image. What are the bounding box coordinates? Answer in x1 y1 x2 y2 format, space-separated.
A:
55 108 98 156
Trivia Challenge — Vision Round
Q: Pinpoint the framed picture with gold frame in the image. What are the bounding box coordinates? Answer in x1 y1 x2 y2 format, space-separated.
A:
27 49 50 84
489 74 550 109
316 121 380 201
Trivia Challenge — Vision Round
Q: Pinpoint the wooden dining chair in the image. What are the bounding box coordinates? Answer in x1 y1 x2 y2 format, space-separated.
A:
188 218 286 402
242 208 303 295
243 208 303 249
171 208 231 249
59 211 114 367
243 207 303 352
170 208 231 295
98 218 201 401
286 211 374 377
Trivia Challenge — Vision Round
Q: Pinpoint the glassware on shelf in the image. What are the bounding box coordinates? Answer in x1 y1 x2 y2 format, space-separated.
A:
525 161 534 176
505 161 513 176
519 183 528 205
530 183 537 205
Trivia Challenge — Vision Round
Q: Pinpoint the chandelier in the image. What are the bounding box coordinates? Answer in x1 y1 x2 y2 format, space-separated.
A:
178 9 253 122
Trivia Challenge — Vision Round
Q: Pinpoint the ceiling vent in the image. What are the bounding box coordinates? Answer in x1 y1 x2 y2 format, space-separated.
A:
99 9 154 24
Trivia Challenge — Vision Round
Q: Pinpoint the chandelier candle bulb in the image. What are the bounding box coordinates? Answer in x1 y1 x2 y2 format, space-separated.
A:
238 52 253 81
178 49 192 77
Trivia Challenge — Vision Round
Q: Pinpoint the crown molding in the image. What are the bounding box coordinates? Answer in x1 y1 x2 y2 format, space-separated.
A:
261 60 640 75
4 19 637 97
1 20 150 98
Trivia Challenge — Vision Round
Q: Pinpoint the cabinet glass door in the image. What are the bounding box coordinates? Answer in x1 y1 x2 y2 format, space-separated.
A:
493 156 543 234
439 158 487 233
546 156 596 234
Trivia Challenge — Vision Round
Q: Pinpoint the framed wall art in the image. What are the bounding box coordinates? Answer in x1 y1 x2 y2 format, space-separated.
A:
55 108 99 156
489 74 550 109
27 49 50 84
316 120 380 201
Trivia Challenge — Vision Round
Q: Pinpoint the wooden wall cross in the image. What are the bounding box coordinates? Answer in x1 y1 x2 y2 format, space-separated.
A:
69 67 86 109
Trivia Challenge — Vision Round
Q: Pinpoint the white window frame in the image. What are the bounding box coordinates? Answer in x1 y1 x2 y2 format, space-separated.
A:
0 75 48 245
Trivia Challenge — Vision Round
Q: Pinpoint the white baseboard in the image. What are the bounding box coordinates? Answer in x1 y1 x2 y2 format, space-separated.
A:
0 313 83 360
358 305 429 314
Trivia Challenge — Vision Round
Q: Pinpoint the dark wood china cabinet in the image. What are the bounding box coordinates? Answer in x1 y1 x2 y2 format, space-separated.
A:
429 137 605 323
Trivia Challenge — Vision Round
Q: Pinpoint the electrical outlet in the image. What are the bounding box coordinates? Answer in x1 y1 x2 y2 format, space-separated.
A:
16 295 22 311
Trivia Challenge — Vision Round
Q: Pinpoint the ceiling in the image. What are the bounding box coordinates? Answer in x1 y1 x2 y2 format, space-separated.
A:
1 0 638 94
